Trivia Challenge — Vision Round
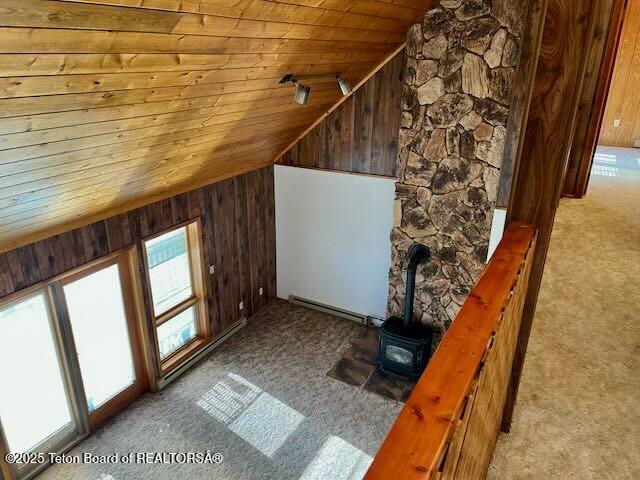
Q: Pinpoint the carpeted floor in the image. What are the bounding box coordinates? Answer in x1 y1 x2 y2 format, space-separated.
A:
488 146 640 479
38 301 401 480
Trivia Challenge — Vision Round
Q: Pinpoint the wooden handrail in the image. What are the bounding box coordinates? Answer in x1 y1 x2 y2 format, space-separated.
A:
365 222 537 480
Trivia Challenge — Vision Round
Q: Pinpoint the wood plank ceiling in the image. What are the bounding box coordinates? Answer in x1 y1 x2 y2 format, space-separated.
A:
0 0 431 253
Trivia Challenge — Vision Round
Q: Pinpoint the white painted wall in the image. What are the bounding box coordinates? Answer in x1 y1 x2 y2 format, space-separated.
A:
487 207 507 261
275 166 395 319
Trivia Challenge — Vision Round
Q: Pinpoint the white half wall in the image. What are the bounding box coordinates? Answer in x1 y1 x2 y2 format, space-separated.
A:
487 207 507 261
275 166 396 319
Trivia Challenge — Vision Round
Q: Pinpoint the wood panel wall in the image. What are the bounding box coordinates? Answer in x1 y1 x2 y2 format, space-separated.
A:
562 0 626 198
599 0 640 147
0 167 277 338
278 50 405 177
0 0 431 254
502 0 596 429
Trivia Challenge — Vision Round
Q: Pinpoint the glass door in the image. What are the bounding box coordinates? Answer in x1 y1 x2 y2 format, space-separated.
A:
0 291 79 478
57 254 147 429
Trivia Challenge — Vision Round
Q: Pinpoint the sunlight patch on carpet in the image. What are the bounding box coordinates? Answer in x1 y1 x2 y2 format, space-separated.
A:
197 373 304 457
299 436 372 480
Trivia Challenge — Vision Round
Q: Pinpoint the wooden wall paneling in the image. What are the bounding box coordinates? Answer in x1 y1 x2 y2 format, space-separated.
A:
105 213 132 252
279 49 405 176
258 167 270 307
33 235 66 279
246 172 260 312
263 166 277 302
211 177 243 331
198 186 222 337
570 0 628 197
339 98 356 171
0 253 13 297
233 174 252 319
599 0 640 147
0 168 276 344
58 229 87 271
4 250 26 291
502 0 597 430
80 221 109 261
15 245 41 287
562 0 624 198
353 73 375 174
496 0 548 209
322 110 339 171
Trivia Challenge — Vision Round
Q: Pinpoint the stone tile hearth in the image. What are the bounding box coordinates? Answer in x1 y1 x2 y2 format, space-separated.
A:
327 326 417 403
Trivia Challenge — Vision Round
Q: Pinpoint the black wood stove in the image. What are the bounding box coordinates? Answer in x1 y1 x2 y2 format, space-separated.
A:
378 244 433 379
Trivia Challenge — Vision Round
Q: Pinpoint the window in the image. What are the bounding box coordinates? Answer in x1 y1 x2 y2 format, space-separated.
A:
143 220 208 371
0 293 76 458
0 252 146 479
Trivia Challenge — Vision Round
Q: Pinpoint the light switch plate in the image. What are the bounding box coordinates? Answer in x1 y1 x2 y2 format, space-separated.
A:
259 287 264 296
239 301 244 311
209 265 215 275
614 119 621 128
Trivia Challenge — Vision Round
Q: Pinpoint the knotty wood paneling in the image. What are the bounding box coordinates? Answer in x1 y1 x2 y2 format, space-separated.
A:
0 167 277 338
0 0 432 252
599 0 640 147
278 49 405 177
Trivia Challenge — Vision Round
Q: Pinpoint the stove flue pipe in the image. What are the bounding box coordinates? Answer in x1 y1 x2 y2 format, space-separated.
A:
403 244 431 330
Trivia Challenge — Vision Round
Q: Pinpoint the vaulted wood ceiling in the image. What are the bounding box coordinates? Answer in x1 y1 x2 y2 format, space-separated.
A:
0 0 431 252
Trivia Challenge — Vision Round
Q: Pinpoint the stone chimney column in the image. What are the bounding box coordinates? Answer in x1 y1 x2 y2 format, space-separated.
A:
387 0 526 335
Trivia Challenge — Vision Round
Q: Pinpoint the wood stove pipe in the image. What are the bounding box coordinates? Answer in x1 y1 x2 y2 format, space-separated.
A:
403 244 431 330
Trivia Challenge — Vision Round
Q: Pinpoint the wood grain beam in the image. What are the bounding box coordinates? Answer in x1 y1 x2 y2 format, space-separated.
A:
501 0 597 431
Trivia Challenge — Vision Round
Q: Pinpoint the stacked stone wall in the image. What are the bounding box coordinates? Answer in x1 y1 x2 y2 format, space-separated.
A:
388 0 526 336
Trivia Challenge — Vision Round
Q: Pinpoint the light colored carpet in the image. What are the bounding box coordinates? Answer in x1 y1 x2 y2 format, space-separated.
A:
488 146 640 479
38 301 401 480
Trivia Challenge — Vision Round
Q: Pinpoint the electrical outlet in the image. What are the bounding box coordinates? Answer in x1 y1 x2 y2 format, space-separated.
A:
239 301 244 311
209 265 215 275
259 287 264 296
613 119 621 128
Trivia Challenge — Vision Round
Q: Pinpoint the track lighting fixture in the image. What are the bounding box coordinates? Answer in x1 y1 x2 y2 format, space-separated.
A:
293 81 311 105
279 73 352 105
337 76 352 96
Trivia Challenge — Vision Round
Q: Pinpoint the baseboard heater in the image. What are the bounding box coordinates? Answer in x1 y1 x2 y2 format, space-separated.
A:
288 295 383 327
158 318 247 390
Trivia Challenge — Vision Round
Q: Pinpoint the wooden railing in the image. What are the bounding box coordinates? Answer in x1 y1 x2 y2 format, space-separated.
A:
365 222 537 480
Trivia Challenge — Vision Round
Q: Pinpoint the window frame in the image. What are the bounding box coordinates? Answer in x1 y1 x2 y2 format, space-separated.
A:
141 218 210 375
53 252 149 430
0 285 83 480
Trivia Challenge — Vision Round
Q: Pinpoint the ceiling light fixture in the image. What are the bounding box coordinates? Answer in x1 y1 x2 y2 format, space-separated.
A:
293 81 310 105
337 76 352 96
279 73 352 105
